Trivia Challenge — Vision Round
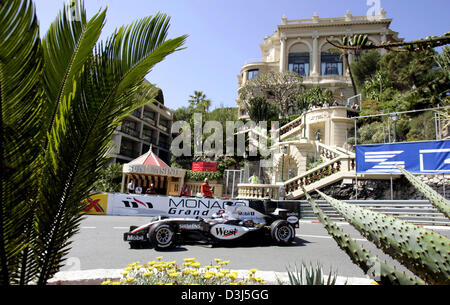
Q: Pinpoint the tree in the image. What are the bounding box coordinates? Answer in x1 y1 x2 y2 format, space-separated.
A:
238 71 304 114
247 97 279 123
350 50 382 91
188 90 211 113
0 0 186 285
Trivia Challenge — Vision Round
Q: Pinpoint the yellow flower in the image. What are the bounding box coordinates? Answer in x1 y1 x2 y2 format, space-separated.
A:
148 260 156 266
184 258 195 262
229 282 238 285
156 256 163 261
249 268 258 273
214 258 222 263
169 272 180 278
183 262 192 267
191 262 201 268
255 277 263 282
111 281 121 285
216 272 225 278
101 280 111 285
144 272 153 277
165 283 173 285
227 273 237 280
204 273 213 279
125 277 134 283
190 270 199 276
222 269 230 274
121 271 129 276
157 282 164 285
204 265 211 270
213 265 222 270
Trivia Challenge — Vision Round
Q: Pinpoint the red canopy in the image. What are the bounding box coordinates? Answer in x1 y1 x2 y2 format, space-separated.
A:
128 149 169 167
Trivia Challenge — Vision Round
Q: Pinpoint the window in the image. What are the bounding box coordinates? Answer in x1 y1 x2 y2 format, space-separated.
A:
288 52 310 76
247 69 259 80
321 52 343 76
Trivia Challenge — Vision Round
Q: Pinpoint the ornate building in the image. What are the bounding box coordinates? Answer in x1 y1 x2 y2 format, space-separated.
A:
237 10 403 119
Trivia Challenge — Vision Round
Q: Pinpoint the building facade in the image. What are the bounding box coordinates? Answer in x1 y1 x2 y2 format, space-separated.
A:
237 10 402 118
109 87 174 165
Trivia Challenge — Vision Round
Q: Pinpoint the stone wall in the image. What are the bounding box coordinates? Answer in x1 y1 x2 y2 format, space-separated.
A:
307 175 449 201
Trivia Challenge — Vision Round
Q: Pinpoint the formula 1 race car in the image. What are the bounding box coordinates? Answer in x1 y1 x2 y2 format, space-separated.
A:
123 199 300 250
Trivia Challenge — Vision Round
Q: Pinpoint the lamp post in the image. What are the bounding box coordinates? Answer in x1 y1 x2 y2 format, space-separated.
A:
392 113 398 143
302 108 307 139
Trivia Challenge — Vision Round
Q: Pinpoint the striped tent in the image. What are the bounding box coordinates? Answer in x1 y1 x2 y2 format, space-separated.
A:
120 147 186 195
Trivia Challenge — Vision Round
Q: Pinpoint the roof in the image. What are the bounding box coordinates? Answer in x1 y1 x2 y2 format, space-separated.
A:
127 149 169 167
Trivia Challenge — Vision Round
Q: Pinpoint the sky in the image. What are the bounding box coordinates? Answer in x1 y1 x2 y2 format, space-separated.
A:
34 0 450 111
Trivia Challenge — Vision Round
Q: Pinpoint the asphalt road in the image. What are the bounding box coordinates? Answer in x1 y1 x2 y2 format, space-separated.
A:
61 215 450 279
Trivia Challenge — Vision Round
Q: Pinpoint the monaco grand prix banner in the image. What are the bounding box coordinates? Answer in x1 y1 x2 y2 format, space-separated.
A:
105 193 249 217
356 140 450 175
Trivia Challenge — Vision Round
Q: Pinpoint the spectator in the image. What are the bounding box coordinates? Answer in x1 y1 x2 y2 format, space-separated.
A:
201 178 213 198
146 183 157 195
180 185 188 197
135 185 142 194
248 173 259 184
332 100 339 107
127 180 135 194
323 101 329 108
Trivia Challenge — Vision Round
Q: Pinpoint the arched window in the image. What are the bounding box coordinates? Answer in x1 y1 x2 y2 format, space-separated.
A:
321 52 343 76
288 52 310 76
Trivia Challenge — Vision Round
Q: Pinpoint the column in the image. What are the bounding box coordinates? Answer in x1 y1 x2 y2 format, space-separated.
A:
280 37 286 72
312 35 319 76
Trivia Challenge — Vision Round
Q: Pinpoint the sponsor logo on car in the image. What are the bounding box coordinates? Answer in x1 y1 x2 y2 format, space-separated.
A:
178 223 202 230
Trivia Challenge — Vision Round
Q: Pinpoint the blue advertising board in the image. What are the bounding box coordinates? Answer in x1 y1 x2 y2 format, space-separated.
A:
355 140 450 174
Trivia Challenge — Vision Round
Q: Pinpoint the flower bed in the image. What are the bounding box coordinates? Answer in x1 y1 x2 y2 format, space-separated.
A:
101 257 265 285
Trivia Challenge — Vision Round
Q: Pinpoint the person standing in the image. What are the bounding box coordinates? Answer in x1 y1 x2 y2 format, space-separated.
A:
127 180 135 194
201 178 213 198
135 185 142 194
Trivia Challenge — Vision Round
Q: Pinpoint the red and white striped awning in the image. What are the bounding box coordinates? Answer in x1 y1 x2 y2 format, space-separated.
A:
128 150 169 167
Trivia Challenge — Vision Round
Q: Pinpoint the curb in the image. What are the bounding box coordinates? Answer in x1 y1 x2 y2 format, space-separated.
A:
47 269 375 285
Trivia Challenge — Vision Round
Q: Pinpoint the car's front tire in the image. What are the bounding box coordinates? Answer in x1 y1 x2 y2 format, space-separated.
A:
270 220 295 245
149 222 176 250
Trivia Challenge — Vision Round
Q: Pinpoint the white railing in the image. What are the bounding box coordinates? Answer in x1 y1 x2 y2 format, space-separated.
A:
237 184 281 200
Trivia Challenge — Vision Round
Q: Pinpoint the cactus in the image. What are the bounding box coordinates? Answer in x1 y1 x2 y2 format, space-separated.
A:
303 188 422 285
316 190 450 285
283 262 338 285
396 166 450 219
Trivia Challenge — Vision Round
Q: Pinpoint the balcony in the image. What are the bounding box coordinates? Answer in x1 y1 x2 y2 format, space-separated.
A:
120 125 140 138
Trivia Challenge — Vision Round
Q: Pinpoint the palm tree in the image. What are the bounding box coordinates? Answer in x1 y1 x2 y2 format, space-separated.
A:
0 0 186 285
188 90 211 112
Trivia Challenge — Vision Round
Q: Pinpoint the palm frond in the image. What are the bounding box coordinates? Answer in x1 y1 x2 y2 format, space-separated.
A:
33 10 187 285
0 0 43 285
41 0 106 140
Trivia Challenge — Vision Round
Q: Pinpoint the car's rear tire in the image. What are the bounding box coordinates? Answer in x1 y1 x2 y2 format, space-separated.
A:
270 220 295 245
149 222 176 250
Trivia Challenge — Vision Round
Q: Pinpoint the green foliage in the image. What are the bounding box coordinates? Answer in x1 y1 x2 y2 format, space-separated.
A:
247 97 279 122
397 167 450 219
0 0 186 285
92 163 123 193
303 188 421 285
317 190 450 285
281 262 337 285
350 50 382 91
296 85 333 110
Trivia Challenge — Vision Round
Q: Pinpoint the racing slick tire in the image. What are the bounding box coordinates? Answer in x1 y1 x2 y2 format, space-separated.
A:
270 220 295 245
149 222 177 250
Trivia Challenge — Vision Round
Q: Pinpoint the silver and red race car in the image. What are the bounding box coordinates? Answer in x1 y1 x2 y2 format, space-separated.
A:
123 199 300 250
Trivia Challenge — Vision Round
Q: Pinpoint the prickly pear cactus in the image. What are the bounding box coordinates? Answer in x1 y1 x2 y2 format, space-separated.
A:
303 188 422 285
397 166 450 219
316 190 450 285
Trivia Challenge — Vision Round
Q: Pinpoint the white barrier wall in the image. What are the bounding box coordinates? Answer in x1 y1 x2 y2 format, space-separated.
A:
106 193 249 217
